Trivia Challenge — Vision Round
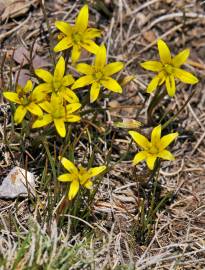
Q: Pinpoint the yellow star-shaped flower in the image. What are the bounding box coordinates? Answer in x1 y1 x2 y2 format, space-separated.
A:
72 44 124 102
35 56 79 104
129 125 178 170
3 80 45 124
32 95 81 137
58 156 106 200
54 5 101 64
140 39 198 96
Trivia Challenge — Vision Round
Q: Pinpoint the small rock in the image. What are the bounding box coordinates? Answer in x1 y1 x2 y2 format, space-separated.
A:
0 166 35 199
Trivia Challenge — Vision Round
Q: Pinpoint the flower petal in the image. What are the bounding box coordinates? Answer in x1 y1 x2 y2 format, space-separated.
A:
71 45 81 64
146 155 157 170
147 75 160 93
68 180 80 200
35 69 53 83
84 28 101 39
54 56 65 80
58 173 73 182
87 166 106 178
160 132 178 150
94 44 107 67
133 151 147 165
31 88 47 102
165 75 176 97
61 88 79 103
84 180 93 189
54 37 72 52
158 39 171 64
75 5 88 32
81 40 99 54
3 92 20 104
39 101 52 113
33 83 52 94
72 75 94 89
32 114 52 128
101 77 122 93
59 157 78 174
158 150 175 160
65 115 81 122
90 81 101 103
103 62 124 76
62 74 75 86
66 103 81 114
23 80 33 92
27 103 43 116
76 63 93 75
129 131 150 150
140 61 163 72
172 49 190 67
54 118 66 137
55 21 72 35
151 125 161 145
14 105 27 124
173 68 198 84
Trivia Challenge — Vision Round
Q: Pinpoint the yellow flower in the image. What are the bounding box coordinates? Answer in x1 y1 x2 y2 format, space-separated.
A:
72 44 124 102
35 56 79 104
129 125 178 170
32 95 81 137
58 156 106 200
3 80 44 124
54 5 101 63
140 39 199 96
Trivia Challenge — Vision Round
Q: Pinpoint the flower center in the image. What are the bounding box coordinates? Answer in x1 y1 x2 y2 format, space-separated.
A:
72 32 82 44
94 71 104 81
51 106 65 118
53 80 62 92
164 64 173 75
149 145 159 155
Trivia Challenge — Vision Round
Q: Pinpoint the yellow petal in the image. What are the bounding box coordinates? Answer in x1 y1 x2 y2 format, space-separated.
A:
146 155 157 170
90 82 101 103
54 118 66 137
103 62 124 76
59 157 78 174
94 44 107 68
147 75 160 93
140 61 163 72
165 75 176 97
81 40 99 54
151 125 161 145
72 75 94 89
84 180 93 189
32 114 52 128
23 80 33 92
62 74 75 86
68 180 80 200
27 103 43 116
31 88 47 102
61 88 79 103
158 39 171 64
33 83 52 94
173 68 198 84
129 131 150 150
87 166 106 177
14 105 27 124
84 28 101 39
54 37 72 52
75 5 88 32
58 173 73 182
54 56 65 80
76 63 93 75
160 132 178 150
158 150 175 160
3 92 20 104
39 101 52 113
66 103 81 114
133 151 147 165
35 69 53 83
71 45 81 64
55 21 72 35
172 49 190 67
65 115 81 122
101 77 122 93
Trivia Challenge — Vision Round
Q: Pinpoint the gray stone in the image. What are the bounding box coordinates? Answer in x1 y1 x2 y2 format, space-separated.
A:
0 166 36 199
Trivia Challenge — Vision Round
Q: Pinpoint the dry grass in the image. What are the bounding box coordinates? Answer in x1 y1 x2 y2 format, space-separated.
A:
1 0 205 269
